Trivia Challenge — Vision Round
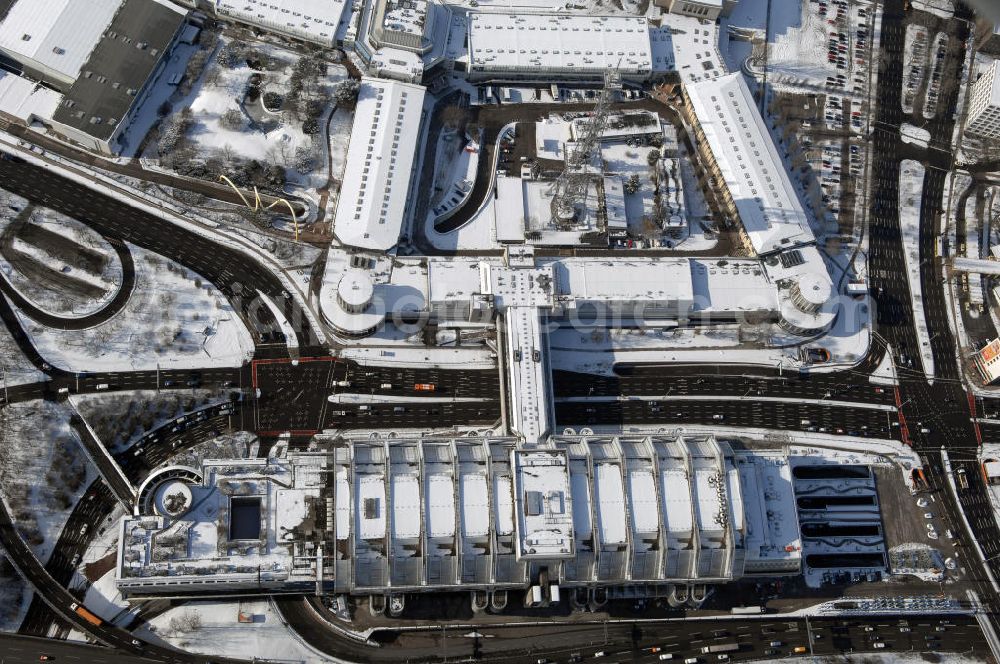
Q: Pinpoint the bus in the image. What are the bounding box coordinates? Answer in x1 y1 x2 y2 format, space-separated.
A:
414 383 436 392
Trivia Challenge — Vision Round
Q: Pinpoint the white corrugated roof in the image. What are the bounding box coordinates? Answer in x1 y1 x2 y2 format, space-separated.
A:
467 13 653 76
0 70 62 121
0 0 120 83
215 0 347 44
332 77 426 251
685 73 814 256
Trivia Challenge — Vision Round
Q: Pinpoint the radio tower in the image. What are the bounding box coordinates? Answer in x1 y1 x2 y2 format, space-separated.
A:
548 69 621 226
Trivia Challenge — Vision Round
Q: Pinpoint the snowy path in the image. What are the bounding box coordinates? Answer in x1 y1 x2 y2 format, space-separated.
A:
898 160 936 381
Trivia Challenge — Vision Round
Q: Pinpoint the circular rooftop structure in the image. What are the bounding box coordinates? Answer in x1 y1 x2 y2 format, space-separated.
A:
790 272 833 314
337 268 375 313
154 480 193 518
779 271 837 337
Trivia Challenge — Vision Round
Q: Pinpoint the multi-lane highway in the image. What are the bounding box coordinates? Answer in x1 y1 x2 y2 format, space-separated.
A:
0 1 999 661
278 595 989 663
0 155 314 349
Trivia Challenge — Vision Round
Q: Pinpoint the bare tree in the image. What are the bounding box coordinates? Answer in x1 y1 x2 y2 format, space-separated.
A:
220 108 244 131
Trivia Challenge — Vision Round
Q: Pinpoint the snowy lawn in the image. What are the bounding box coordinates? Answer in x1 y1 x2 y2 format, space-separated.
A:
16 244 254 372
0 196 123 319
899 160 935 380
0 400 95 563
135 599 326 663
149 37 349 193
901 123 931 148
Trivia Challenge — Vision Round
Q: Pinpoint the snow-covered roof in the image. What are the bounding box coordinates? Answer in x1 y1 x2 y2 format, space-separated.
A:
494 177 527 242
332 77 426 251
467 13 654 78
551 258 694 305
513 449 574 559
689 258 777 313
214 0 347 46
117 435 803 597
0 70 62 122
649 25 675 73
0 0 120 85
685 73 815 256
668 16 725 84
737 453 801 568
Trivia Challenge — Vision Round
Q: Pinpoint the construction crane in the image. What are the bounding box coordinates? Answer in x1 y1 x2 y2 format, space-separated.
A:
547 69 621 227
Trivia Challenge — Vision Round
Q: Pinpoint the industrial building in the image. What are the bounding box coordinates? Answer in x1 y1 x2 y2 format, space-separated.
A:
0 0 189 154
683 73 815 257
330 76 426 251
465 13 661 82
117 434 803 606
968 60 1000 139
195 0 350 47
654 0 736 21
320 247 833 340
0 0 121 89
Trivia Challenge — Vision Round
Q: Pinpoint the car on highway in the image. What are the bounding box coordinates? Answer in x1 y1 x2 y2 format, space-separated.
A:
38 656 53 662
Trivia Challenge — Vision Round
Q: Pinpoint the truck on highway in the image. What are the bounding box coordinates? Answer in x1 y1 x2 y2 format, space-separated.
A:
414 383 436 392
70 602 103 626
701 644 739 654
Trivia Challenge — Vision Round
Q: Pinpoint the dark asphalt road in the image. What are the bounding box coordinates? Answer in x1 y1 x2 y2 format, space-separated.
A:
278 595 989 663
0 155 313 350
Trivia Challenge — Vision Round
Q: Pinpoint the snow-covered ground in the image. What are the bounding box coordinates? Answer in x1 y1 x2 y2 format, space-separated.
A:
766 0 842 91
0 400 95 563
424 193 501 251
134 599 330 663
903 25 930 115
73 389 230 454
898 160 936 381
923 32 950 120
0 199 124 319
901 123 931 148
16 244 254 372
912 0 954 20
84 569 133 624
146 37 349 193
0 543 31 632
